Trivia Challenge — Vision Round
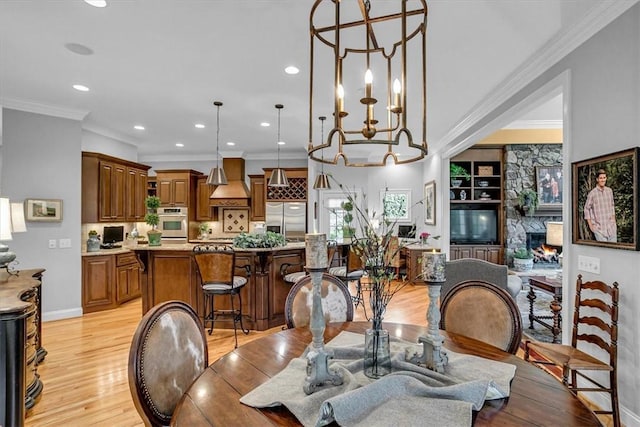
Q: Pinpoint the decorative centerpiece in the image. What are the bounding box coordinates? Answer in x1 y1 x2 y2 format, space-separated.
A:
303 232 343 394
333 179 411 379
144 196 162 246
232 231 286 248
419 231 440 247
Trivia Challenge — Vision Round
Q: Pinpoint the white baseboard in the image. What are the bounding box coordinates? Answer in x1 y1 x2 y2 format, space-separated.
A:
42 308 83 322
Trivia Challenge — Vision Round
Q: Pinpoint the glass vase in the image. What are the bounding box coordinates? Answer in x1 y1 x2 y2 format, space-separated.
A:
363 327 391 379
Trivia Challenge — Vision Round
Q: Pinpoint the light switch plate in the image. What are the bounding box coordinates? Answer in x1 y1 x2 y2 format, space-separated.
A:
578 255 600 274
48 239 57 249
59 238 71 248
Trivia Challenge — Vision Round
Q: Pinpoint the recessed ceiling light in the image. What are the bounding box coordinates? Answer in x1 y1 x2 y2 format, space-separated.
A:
261 122 270 127
194 123 205 129
277 141 286 146
73 84 90 92
226 142 235 146
133 125 145 130
285 66 299 75
84 0 107 7
175 143 184 147
64 43 94 56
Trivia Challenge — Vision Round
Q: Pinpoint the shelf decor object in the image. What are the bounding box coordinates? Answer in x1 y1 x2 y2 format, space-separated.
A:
0 198 27 274
303 232 343 394
206 101 228 188
307 0 428 167
407 251 449 373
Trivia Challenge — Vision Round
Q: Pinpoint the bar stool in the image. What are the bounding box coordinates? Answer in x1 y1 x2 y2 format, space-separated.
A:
193 244 250 348
280 240 338 285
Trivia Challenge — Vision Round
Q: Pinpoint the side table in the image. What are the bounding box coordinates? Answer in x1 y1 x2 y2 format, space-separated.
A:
527 276 562 343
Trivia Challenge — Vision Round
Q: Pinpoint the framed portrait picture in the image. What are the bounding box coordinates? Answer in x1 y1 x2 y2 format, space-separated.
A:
572 147 639 250
25 199 63 222
424 181 436 225
535 165 563 207
381 189 411 222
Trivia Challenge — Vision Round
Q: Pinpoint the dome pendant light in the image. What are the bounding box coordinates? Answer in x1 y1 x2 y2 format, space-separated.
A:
268 104 289 187
313 116 331 189
207 101 228 186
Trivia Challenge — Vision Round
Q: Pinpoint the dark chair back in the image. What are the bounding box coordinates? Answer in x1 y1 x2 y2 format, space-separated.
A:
128 300 208 426
440 280 522 354
193 244 236 286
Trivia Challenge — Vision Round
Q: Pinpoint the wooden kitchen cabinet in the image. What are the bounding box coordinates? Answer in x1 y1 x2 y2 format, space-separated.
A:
196 176 216 221
249 174 266 221
116 253 141 303
82 255 116 313
82 152 151 223
450 245 503 264
155 170 202 208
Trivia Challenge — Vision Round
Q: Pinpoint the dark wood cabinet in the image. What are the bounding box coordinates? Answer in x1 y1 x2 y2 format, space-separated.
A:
82 255 116 313
82 152 151 223
116 253 141 303
196 176 217 221
249 174 266 221
450 245 503 264
155 170 202 209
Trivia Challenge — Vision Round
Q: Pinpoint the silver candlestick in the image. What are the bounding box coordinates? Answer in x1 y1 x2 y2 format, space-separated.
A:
407 252 448 373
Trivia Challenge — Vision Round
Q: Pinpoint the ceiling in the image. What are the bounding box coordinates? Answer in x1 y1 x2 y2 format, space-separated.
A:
0 1 608 164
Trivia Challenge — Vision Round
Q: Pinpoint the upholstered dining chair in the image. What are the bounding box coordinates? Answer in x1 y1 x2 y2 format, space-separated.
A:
440 280 523 354
128 300 208 426
193 244 250 348
328 245 366 309
284 273 354 329
443 258 522 300
525 275 620 427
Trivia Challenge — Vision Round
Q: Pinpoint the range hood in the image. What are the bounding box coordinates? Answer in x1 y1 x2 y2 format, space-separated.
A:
209 158 251 207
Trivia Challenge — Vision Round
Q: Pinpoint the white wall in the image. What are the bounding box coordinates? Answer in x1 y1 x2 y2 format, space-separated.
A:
1 108 83 320
440 5 640 424
82 129 138 162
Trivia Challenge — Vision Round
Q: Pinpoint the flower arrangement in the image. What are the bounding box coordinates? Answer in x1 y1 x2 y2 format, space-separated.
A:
232 231 286 248
419 231 441 246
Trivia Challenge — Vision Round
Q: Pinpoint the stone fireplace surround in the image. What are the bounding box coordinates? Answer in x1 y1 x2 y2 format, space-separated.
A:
504 144 563 266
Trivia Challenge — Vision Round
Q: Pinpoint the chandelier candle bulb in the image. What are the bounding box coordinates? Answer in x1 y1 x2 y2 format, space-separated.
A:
364 69 373 98
423 252 446 282
305 233 328 269
393 78 401 109
337 84 344 113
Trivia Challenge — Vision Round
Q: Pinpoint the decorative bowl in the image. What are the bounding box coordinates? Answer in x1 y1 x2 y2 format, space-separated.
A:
478 181 489 187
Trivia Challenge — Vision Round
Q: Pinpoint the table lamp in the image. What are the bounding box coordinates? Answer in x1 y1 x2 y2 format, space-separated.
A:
545 221 563 267
0 198 27 274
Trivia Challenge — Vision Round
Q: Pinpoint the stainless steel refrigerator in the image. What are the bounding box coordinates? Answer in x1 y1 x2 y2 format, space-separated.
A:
265 202 307 241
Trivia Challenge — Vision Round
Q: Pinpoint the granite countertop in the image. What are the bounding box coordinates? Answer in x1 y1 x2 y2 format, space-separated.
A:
132 241 306 252
81 247 135 257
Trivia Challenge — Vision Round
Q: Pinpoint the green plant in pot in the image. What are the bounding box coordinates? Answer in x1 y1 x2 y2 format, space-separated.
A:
517 188 539 216
450 163 470 187
512 247 534 272
145 195 162 246
341 201 355 238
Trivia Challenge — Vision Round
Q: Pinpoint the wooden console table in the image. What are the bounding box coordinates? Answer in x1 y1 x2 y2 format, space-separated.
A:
527 276 562 343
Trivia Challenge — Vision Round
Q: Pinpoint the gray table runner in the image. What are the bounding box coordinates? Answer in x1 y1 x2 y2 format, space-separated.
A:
240 331 516 427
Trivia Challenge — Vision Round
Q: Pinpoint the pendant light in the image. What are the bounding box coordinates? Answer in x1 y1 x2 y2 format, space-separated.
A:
313 116 331 189
207 101 228 186
268 104 289 187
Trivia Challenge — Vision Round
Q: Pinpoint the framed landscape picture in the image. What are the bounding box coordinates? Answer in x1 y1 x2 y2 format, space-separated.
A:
424 181 436 225
25 198 63 222
572 147 639 250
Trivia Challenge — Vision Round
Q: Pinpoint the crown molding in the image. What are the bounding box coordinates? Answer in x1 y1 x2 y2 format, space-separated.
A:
1 97 88 121
437 0 639 151
505 119 563 130
82 123 139 147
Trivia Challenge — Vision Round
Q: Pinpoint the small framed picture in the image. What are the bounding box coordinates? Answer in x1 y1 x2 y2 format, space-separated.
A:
572 148 639 250
535 165 563 207
381 189 411 222
25 199 63 222
424 181 436 225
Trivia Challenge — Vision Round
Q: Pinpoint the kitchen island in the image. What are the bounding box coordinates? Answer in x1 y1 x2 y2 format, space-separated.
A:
133 242 305 331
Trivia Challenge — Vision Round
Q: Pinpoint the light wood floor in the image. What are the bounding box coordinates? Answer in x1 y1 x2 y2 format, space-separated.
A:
25 281 429 426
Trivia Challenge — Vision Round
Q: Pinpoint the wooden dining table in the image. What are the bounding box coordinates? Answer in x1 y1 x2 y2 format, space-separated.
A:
170 322 600 426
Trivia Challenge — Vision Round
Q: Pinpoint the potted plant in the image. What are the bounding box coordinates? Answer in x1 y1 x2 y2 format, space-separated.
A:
450 163 470 187
517 188 539 216
512 247 534 271
198 223 209 240
145 195 162 246
341 201 355 238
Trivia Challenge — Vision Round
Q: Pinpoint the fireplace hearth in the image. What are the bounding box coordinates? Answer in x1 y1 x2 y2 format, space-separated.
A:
526 232 560 268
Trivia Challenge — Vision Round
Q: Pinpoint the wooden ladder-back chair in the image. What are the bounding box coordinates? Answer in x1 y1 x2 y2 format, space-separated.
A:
193 244 250 348
128 300 208 426
440 280 523 354
525 275 620 427
284 273 354 329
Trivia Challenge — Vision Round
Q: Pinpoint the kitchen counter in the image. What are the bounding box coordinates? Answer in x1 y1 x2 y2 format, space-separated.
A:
133 243 306 330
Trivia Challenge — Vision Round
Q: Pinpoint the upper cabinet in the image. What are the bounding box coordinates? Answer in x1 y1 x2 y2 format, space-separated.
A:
155 170 202 208
82 152 151 223
249 174 266 221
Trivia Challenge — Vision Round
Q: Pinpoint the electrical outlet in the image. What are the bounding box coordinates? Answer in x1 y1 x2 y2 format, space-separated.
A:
48 239 57 249
59 238 71 248
578 255 600 274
